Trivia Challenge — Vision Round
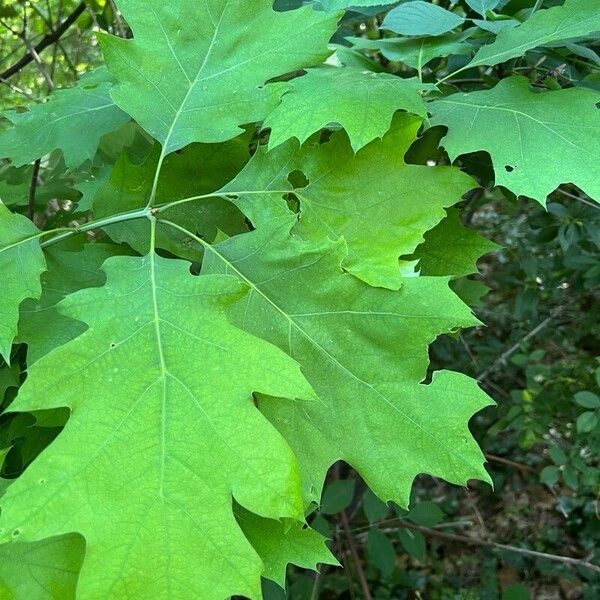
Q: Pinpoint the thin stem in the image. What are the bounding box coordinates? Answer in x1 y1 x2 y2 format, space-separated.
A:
365 520 600 575
146 150 167 209
153 189 290 214
477 307 563 381
417 40 424 83
532 0 544 13
556 187 600 211
340 509 373 600
485 453 535 473
27 159 41 221
40 207 152 249
3 187 286 257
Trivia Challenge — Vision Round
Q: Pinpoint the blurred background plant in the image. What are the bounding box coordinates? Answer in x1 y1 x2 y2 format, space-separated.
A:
1 0 599 598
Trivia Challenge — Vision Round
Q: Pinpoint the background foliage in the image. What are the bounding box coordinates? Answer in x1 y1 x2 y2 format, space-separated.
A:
0 0 599 598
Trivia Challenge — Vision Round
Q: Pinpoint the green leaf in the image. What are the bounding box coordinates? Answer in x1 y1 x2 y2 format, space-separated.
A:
406 500 444 527
320 479 356 514
467 0 600 68
100 0 340 154
411 208 500 278
363 489 390 524
574 391 600 409
540 465 560 487
398 527 426 560
382 1 465 36
0 204 46 362
202 218 493 508
464 0 501 15
0 535 84 599
429 77 600 204
548 444 567 465
238 507 338 587
347 31 474 69
264 66 432 152
225 115 476 288
0 253 318 599
472 18 520 34
367 528 396 576
576 411 599 433
0 166 31 208
0 69 129 168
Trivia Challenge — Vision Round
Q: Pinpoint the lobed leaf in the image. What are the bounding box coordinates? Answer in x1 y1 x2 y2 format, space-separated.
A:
202 218 494 508
467 0 600 68
347 31 474 69
224 114 476 288
0 69 129 169
0 204 46 363
0 252 317 599
429 76 600 204
100 0 340 154
264 66 432 152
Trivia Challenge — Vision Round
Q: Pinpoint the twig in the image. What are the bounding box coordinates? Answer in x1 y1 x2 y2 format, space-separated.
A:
485 453 535 473
386 521 600 575
340 509 373 600
22 35 55 91
0 2 85 81
28 0 78 79
477 307 563 382
556 187 600 211
108 0 127 38
0 76 38 100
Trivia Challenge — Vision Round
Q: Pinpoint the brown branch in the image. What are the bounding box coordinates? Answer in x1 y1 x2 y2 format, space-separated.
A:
485 453 535 473
372 520 600 575
477 306 564 382
0 2 86 81
340 509 373 600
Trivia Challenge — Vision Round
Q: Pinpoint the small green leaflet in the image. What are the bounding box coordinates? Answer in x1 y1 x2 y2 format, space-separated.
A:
202 218 493 507
429 76 600 204
100 0 340 154
347 31 474 69
0 252 317 599
264 66 432 152
0 535 84 599
472 18 519 34
367 529 395 575
382 1 465 36
224 114 476 289
0 69 129 169
0 204 46 363
467 0 600 68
